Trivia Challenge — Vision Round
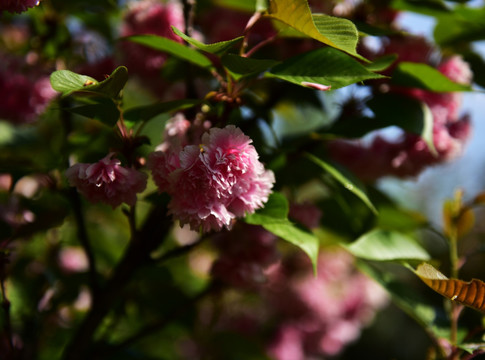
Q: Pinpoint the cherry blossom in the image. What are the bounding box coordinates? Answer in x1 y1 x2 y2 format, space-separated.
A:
66 153 147 208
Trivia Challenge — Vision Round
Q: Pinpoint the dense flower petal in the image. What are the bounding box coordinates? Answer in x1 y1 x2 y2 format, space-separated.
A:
66 153 147 208
149 125 275 232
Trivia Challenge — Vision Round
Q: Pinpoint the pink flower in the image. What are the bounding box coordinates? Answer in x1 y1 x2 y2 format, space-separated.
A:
0 0 40 13
438 55 473 85
66 153 147 208
267 324 305 360
289 203 322 229
149 125 275 232
120 0 184 79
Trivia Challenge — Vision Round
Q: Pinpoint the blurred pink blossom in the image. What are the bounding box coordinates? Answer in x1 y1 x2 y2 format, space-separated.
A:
265 250 388 359
0 53 56 124
66 153 147 208
211 224 279 289
329 37 473 181
149 125 275 232
58 247 89 273
120 0 184 79
0 0 40 13
289 202 322 229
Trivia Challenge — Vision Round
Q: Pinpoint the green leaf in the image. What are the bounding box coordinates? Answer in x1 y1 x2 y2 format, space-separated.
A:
391 0 450 17
67 98 120 127
267 47 384 90
305 153 377 214
256 0 268 12
263 222 319 271
366 93 436 155
433 6 485 45
245 192 288 223
245 192 319 271
50 66 129 99
126 35 213 68
172 26 244 55
124 99 201 123
86 66 129 99
345 229 430 262
221 54 280 79
392 62 473 92
50 71 98 97
363 54 397 72
265 0 363 59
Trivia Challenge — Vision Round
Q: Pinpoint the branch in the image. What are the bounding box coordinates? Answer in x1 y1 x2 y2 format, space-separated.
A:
62 201 172 360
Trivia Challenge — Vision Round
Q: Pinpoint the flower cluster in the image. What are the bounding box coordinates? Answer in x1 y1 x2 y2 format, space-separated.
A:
65 153 147 208
0 0 40 14
148 125 275 232
329 37 472 181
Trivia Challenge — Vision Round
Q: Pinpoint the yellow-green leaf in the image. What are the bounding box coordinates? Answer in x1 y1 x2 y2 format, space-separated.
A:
265 0 364 59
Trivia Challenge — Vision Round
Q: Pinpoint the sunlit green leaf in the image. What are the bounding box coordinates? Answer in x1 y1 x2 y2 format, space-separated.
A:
50 66 129 99
267 47 384 90
265 0 363 59
50 71 98 97
345 229 430 261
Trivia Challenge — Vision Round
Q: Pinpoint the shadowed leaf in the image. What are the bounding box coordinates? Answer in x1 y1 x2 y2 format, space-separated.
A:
172 26 243 54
